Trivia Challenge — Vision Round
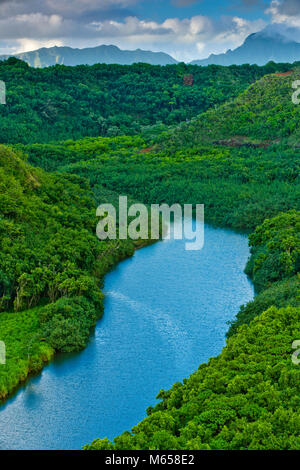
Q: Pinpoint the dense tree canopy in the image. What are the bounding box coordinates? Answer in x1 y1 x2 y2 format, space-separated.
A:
0 145 142 399
0 60 299 449
0 58 299 144
85 304 300 450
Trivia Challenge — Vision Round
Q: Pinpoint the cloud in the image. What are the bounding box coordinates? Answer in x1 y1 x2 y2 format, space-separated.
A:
84 14 265 60
171 0 201 6
46 0 138 18
276 0 300 15
266 0 300 27
0 0 139 19
0 0 266 61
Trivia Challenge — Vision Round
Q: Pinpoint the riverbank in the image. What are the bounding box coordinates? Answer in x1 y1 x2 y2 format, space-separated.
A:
1 136 298 448
0 236 156 403
85 211 300 450
0 222 254 450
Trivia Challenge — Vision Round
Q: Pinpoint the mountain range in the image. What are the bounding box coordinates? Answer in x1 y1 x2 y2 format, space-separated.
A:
191 28 300 66
0 44 177 67
1 26 300 67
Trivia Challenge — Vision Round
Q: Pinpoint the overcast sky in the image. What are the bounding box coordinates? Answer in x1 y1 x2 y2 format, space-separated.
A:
0 0 299 61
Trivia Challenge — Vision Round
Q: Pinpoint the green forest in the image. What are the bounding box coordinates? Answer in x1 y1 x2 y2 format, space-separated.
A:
1 58 300 143
0 59 299 449
0 145 149 398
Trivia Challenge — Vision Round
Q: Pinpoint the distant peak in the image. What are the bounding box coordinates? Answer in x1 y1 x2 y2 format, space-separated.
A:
0 43 177 67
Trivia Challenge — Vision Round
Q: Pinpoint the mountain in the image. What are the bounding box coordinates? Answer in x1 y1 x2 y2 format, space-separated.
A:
0 44 178 67
3 28 300 68
191 29 300 66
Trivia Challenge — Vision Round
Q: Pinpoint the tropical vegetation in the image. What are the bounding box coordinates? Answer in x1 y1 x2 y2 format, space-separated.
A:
0 59 298 449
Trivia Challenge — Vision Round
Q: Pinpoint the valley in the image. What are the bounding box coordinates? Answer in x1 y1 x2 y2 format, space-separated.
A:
0 59 299 451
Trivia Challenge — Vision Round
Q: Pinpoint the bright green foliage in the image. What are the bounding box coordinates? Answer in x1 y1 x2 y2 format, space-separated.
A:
39 297 99 353
22 136 300 232
245 211 300 291
156 70 300 151
0 58 298 144
0 145 102 313
0 145 140 399
85 305 300 450
227 276 299 338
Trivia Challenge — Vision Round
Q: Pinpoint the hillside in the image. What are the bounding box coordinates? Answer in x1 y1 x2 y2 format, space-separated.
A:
191 30 300 66
1 59 299 145
84 211 299 450
1 61 299 450
0 44 177 68
0 59 289 145
157 69 300 152
0 145 144 399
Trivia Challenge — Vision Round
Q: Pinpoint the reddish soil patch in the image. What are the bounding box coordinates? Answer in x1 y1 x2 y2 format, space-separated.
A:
140 146 153 153
183 74 194 86
275 70 294 77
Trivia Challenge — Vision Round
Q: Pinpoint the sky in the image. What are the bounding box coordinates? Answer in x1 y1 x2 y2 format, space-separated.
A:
0 0 300 61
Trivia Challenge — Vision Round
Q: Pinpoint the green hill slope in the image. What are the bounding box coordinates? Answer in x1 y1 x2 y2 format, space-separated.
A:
0 145 140 399
0 58 298 144
158 69 300 151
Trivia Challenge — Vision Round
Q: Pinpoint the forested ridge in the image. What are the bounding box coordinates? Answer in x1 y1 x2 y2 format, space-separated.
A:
1 58 300 144
21 135 300 232
0 60 299 449
156 69 300 151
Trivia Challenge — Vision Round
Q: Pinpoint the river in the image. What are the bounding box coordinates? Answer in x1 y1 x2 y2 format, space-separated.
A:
0 223 254 450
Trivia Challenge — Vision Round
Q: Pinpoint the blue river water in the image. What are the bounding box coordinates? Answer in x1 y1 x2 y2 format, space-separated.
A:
0 223 254 450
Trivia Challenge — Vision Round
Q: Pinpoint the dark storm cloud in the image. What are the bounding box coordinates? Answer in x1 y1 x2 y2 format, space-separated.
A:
171 0 201 6
277 0 300 15
0 0 138 20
